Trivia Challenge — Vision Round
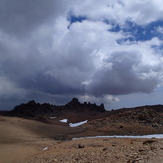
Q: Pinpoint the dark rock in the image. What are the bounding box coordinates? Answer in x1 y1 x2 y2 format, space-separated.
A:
143 139 157 145
119 125 124 128
103 148 108 151
78 144 84 148
138 149 145 152
100 103 105 110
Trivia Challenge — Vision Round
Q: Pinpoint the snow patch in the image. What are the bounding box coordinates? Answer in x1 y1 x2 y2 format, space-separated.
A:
50 117 56 119
60 119 68 123
73 134 163 140
43 147 48 151
69 120 88 127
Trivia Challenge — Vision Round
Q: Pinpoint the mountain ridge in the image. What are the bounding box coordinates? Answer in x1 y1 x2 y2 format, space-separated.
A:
4 98 105 124
1 98 163 135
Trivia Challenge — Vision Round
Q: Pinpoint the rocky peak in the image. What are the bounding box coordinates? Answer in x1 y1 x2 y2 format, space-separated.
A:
67 98 80 105
64 98 105 112
100 103 105 110
26 100 38 106
9 98 105 122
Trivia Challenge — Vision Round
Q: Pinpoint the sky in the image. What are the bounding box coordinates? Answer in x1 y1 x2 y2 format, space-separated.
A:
1 0 163 110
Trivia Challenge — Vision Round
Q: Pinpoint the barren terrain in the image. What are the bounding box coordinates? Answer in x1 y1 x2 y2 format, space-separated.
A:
0 116 86 163
0 116 163 163
27 137 163 163
0 101 163 163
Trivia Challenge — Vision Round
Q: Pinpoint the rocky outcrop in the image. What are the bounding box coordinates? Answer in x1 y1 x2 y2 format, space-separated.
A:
7 98 106 123
63 98 105 113
9 100 56 118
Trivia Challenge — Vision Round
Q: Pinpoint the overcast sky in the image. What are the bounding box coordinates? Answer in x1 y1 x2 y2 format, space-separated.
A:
1 0 163 110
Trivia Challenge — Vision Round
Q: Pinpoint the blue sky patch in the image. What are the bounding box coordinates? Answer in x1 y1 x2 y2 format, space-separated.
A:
125 20 163 41
67 14 163 43
67 14 88 28
115 20 163 42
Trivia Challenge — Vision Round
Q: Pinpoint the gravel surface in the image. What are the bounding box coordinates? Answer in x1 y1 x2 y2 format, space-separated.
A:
27 138 163 163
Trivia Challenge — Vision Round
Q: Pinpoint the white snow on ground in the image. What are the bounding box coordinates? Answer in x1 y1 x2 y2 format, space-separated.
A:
43 147 48 151
60 119 68 123
50 117 56 119
69 120 88 127
72 134 163 140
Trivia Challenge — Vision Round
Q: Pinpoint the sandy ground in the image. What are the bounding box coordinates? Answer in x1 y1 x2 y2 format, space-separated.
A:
0 116 85 163
0 116 163 163
0 116 56 163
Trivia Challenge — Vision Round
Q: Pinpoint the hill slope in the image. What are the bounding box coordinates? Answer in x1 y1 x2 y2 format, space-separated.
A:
0 102 163 163
0 115 103 163
82 105 163 135
1 99 163 135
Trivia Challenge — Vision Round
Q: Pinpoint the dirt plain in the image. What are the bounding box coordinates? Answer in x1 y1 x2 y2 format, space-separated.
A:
0 116 84 163
0 115 163 163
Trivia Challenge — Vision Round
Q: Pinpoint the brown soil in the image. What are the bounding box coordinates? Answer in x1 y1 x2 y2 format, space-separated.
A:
0 116 85 163
0 116 103 163
27 137 163 163
0 115 163 163
82 107 163 136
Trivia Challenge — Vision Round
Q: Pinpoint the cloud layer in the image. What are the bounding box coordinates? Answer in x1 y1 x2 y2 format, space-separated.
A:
0 0 163 109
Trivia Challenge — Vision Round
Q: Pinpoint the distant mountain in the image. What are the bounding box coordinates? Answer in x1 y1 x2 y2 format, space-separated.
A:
6 98 106 124
1 99 163 135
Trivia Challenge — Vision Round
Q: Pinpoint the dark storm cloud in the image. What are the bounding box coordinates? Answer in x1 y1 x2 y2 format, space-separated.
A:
0 0 67 36
21 72 85 95
87 51 161 96
1 0 163 110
